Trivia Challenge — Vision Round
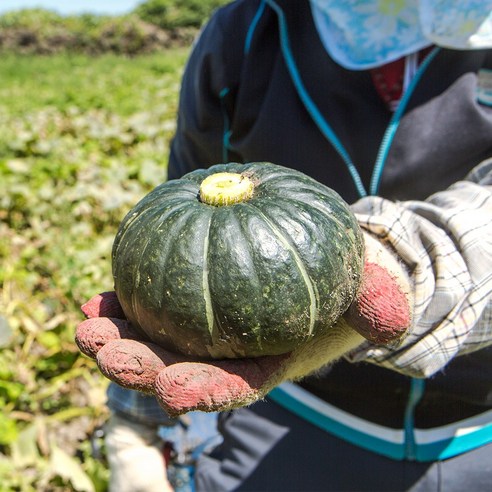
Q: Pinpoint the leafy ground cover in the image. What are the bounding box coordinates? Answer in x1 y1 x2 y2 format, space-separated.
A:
0 49 189 491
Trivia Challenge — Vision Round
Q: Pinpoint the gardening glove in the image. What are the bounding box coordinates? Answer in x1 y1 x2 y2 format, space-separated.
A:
76 233 411 417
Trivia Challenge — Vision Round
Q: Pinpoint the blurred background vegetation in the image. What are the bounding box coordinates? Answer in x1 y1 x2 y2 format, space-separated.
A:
0 0 229 55
0 0 229 490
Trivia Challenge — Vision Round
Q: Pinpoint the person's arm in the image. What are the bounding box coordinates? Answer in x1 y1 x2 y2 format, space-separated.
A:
348 158 492 377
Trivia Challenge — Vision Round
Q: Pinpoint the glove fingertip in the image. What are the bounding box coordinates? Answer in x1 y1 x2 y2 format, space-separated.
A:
347 262 411 344
96 339 182 394
75 317 132 359
81 291 125 319
155 363 260 416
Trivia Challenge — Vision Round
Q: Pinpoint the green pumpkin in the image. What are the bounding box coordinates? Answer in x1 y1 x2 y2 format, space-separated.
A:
112 162 364 359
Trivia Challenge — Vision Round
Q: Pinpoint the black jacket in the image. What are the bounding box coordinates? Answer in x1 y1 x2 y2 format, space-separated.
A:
168 0 492 427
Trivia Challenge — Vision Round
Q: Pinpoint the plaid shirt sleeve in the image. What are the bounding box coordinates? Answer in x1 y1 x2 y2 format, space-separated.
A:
106 383 177 426
347 159 492 378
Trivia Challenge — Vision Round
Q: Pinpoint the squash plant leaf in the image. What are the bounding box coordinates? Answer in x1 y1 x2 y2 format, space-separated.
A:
49 444 95 492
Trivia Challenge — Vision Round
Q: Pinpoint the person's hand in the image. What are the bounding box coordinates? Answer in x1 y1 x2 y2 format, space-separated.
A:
76 233 411 417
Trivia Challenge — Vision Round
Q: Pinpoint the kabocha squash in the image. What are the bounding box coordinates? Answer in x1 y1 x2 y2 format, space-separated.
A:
112 162 364 359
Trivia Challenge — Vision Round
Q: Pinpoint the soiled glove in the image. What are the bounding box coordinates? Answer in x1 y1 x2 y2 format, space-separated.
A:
76 234 411 417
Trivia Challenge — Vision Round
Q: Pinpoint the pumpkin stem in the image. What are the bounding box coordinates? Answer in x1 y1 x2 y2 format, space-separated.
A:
199 172 254 206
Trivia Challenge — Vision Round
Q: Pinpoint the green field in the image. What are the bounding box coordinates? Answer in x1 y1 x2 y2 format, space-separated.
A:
0 49 189 491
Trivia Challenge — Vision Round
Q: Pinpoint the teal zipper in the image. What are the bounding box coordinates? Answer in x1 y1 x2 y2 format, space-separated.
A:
370 48 440 195
244 0 266 55
404 378 426 460
219 87 232 162
265 0 367 197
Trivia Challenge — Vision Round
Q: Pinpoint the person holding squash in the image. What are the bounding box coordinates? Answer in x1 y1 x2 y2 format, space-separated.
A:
77 1 492 490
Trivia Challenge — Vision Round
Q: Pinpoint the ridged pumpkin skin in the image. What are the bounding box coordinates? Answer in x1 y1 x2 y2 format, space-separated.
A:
112 162 364 359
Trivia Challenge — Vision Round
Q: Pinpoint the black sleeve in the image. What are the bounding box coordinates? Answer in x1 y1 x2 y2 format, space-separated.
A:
167 7 245 180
